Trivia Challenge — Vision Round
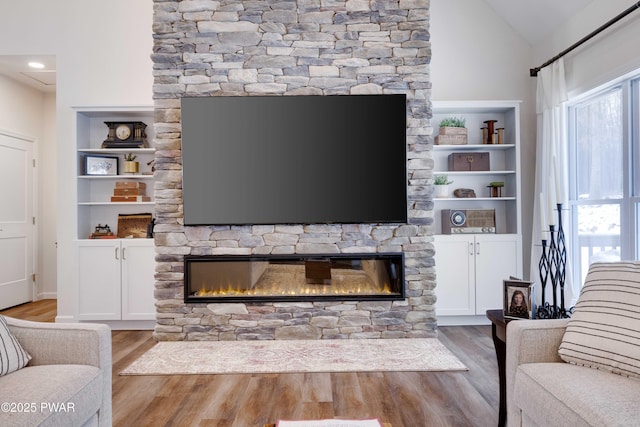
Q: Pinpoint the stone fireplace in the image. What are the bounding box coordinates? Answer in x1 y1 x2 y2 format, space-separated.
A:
151 0 434 341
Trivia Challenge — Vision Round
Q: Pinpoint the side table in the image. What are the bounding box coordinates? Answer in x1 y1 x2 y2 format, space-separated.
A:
486 309 508 427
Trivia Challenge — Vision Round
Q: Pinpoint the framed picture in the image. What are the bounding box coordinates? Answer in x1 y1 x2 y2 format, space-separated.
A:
85 155 119 176
503 278 534 320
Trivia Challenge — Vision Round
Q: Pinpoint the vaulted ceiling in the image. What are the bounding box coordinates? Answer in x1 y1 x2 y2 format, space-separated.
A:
0 0 597 93
483 0 595 45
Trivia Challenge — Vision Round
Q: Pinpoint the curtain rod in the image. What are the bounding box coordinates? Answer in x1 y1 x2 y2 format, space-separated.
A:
530 1 640 77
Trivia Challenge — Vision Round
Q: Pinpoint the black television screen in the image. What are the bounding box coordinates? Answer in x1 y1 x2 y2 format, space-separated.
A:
181 94 407 225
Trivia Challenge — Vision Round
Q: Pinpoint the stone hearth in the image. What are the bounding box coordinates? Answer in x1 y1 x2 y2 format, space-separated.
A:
151 0 434 341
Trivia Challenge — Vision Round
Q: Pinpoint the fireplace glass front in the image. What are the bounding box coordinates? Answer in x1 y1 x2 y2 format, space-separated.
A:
184 253 404 303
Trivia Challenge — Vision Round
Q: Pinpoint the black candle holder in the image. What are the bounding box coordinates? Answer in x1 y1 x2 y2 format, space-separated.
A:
536 204 574 319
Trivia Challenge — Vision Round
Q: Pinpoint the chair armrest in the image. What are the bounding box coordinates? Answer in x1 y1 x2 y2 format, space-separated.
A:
5 317 112 427
6 317 111 368
505 319 568 427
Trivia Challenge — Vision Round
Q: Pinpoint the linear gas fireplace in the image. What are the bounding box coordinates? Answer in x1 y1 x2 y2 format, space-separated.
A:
184 253 405 303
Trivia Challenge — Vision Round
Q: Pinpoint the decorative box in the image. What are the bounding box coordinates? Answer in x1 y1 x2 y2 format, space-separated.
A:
113 188 146 196
115 181 146 189
110 195 151 202
435 126 468 145
448 152 490 171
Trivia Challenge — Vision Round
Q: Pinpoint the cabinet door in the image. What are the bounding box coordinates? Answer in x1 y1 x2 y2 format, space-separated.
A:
434 235 476 316
121 239 155 320
474 234 522 313
77 240 121 320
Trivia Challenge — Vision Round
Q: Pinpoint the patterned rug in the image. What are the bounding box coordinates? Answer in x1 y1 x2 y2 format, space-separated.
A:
120 338 467 375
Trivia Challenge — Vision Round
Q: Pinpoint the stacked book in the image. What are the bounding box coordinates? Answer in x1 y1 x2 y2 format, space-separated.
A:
111 181 150 202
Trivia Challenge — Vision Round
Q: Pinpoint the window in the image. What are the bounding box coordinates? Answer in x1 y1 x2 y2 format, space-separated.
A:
568 77 639 286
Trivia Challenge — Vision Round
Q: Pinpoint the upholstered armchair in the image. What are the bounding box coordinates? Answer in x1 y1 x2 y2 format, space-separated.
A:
0 316 112 427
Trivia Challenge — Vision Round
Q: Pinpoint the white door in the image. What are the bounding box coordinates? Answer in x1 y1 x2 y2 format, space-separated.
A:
76 240 121 320
475 234 522 313
434 235 476 316
121 239 155 320
0 132 34 310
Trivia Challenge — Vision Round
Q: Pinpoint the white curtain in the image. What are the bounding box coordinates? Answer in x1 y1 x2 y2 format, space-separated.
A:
530 58 576 309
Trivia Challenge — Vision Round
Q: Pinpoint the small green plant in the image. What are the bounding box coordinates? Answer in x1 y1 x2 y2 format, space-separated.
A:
439 117 466 128
124 153 137 161
434 175 453 185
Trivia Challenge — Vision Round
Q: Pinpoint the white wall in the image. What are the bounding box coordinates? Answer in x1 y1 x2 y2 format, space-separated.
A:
532 0 640 97
40 93 57 298
430 0 537 278
2 0 540 315
431 0 640 280
53 1 153 319
5 0 635 314
0 74 47 138
0 0 153 318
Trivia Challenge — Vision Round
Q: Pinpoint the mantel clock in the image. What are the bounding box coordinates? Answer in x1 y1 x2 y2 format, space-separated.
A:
103 121 147 148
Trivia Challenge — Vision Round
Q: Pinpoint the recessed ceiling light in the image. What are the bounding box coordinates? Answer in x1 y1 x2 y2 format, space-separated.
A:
28 62 45 69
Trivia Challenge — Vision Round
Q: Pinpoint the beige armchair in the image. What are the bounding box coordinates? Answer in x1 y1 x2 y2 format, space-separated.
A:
0 317 112 427
506 261 640 426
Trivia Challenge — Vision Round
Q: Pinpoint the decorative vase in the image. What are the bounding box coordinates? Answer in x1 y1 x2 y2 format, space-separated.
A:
124 161 139 174
435 184 449 198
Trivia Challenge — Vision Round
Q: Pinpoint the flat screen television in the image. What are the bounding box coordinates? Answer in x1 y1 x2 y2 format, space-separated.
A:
181 94 407 225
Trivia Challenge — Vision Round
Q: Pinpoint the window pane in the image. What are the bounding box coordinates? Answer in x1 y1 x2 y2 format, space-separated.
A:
636 202 640 258
575 90 623 200
576 204 621 284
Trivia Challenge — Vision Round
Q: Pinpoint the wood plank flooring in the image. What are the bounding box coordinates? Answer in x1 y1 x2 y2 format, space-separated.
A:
1 300 499 427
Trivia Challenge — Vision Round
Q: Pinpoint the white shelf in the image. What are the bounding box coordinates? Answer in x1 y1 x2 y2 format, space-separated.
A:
76 238 154 242
443 170 516 176
78 148 155 154
78 202 155 206
433 101 523 322
433 144 515 151
75 107 155 240
434 197 516 201
71 106 156 326
432 100 522 236
78 175 155 180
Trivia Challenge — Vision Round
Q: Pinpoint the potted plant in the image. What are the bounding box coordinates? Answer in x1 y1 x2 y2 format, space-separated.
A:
434 175 453 198
123 153 139 174
436 117 467 145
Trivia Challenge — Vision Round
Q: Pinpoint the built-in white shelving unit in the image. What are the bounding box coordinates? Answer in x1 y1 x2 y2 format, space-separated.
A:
72 107 156 328
432 101 523 325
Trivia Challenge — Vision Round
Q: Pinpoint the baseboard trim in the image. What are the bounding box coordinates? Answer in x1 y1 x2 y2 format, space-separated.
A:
437 315 492 326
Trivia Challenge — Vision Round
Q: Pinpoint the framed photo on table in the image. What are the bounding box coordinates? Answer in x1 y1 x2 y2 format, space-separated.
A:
84 155 119 176
503 278 534 320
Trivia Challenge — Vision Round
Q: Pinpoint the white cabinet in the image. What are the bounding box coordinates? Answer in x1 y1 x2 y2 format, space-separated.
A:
70 107 156 328
432 101 523 323
77 239 155 321
434 234 522 317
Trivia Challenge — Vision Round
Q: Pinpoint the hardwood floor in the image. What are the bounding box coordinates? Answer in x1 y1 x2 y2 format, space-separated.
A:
1 300 500 427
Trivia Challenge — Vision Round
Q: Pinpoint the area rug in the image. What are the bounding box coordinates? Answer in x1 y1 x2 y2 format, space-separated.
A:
120 338 467 375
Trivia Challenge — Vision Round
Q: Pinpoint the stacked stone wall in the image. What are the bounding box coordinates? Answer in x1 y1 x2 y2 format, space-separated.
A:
151 0 434 341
